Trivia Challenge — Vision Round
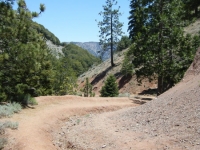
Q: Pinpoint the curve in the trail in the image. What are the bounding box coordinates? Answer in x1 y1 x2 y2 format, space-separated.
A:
4 96 137 150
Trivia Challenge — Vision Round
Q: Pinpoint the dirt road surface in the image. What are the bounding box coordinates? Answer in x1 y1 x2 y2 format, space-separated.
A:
3 96 138 150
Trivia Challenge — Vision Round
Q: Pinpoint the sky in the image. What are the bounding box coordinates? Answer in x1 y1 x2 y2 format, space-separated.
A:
14 0 131 43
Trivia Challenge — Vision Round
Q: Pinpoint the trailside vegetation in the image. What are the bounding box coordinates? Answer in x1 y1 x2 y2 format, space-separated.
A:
83 78 93 97
0 0 54 104
100 75 119 97
97 0 124 66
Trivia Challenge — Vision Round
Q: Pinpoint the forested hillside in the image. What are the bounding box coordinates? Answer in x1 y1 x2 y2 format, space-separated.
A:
62 44 101 76
33 22 61 45
0 0 101 103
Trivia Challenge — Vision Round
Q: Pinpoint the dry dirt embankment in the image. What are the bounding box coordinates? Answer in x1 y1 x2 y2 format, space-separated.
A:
3 96 137 150
53 49 200 150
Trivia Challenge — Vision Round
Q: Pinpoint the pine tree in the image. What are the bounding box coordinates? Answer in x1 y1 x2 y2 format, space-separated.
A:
100 75 119 97
83 78 92 97
0 0 54 103
127 0 199 95
97 0 123 67
128 0 149 41
116 36 132 51
182 0 200 18
121 54 133 77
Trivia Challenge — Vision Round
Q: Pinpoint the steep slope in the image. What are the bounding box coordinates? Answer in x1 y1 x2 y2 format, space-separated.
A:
77 49 157 96
56 48 200 150
33 22 60 45
77 19 200 97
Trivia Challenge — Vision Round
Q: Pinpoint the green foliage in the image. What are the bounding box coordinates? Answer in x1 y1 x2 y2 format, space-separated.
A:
128 0 148 42
51 54 77 95
0 121 18 149
121 53 134 76
100 75 119 97
117 36 132 51
0 0 54 102
62 43 101 76
0 103 21 118
97 0 124 66
27 97 38 106
51 43 100 96
0 0 103 101
83 78 92 97
32 22 60 45
0 121 18 130
127 0 200 95
182 0 200 19
58 76 77 95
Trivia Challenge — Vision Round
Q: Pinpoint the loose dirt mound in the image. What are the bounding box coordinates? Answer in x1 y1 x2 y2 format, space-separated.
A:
56 50 200 149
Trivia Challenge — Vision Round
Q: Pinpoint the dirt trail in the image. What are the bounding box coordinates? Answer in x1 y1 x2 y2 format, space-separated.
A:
3 95 138 150
54 74 200 150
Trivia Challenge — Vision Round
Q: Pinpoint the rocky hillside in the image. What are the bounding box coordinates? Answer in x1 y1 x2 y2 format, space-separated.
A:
46 40 63 57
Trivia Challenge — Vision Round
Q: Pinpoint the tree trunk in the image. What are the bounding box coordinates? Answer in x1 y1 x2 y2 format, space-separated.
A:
157 0 164 96
157 76 163 96
195 7 198 17
110 12 114 67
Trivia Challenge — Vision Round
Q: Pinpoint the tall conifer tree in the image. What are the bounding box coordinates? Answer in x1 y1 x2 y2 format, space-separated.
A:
126 0 199 95
0 0 54 102
97 0 123 66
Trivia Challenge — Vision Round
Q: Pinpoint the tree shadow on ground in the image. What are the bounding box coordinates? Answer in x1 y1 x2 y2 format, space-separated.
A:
91 66 113 86
138 88 157 95
118 75 132 90
131 99 146 105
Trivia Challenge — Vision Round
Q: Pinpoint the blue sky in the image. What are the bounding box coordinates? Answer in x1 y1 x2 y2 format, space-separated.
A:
15 0 131 42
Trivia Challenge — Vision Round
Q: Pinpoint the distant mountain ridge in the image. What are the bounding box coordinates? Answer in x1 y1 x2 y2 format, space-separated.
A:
71 42 101 57
69 42 111 61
